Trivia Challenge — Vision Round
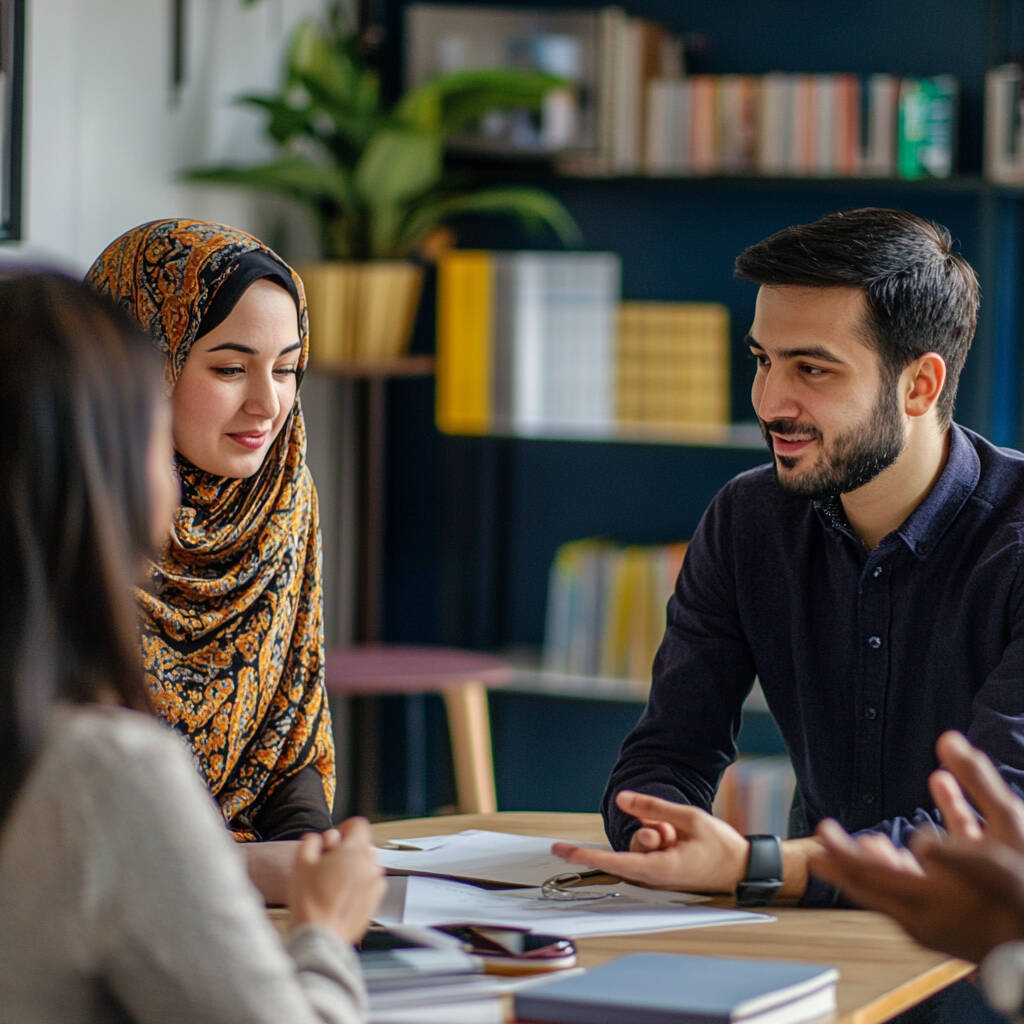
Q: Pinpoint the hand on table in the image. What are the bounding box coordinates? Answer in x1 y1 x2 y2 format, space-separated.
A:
288 817 385 943
551 790 750 894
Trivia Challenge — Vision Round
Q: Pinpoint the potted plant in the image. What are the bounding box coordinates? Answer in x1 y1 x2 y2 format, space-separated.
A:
186 3 581 363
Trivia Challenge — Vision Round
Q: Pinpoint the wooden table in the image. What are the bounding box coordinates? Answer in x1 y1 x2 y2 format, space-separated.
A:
370 811 975 1024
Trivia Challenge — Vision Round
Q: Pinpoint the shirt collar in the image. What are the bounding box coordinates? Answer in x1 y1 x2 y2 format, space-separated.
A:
812 424 979 558
896 424 979 558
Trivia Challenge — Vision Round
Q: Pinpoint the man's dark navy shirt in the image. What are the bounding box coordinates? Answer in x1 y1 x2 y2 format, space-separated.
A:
603 425 1024 905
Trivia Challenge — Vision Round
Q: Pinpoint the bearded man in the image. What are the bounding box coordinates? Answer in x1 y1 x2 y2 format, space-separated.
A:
553 209 1024 921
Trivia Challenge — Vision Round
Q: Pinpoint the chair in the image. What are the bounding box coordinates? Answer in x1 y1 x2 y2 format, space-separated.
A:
324 644 511 815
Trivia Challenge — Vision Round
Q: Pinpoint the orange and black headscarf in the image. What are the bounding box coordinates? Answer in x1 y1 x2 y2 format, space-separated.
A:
85 219 334 839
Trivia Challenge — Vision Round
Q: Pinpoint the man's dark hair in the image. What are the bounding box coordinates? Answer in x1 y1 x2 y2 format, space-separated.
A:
734 207 979 426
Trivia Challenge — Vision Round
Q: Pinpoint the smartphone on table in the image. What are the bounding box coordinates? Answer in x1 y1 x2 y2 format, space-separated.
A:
362 924 577 974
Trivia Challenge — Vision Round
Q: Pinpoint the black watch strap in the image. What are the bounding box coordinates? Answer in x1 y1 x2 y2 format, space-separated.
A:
735 834 783 906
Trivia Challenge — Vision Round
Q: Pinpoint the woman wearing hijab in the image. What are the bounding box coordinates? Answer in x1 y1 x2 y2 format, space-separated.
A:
0 270 380 1024
86 220 336 860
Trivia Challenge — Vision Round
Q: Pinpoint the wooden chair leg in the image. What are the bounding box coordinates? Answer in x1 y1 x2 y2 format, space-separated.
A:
442 681 497 814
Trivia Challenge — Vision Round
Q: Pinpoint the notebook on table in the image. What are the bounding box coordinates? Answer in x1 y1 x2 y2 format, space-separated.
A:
513 951 838 1024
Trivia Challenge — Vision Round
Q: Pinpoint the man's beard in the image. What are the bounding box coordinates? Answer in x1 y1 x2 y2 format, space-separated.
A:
761 379 906 501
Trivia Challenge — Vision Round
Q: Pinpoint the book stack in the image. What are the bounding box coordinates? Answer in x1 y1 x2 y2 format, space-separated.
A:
593 6 687 174
514 952 838 1024
436 254 732 440
405 5 958 179
541 537 688 683
616 301 730 435
985 63 1024 183
436 250 621 437
360 945 505 1022
642 72 958 178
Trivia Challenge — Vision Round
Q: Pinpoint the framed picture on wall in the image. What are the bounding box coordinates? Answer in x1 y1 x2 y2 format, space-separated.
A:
0 0 24 240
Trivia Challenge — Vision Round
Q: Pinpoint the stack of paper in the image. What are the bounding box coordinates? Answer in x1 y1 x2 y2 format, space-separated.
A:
376 874 768 939
376 828 602 886
361 938 567 1023
375 830 771 938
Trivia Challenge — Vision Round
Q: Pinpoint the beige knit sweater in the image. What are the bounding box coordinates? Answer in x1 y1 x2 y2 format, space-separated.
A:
0 704 366 1024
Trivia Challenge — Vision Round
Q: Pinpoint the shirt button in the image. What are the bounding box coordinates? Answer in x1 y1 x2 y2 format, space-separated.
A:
864 706 878 720
864 793 876 805
866 635 882 649
872 566 884 578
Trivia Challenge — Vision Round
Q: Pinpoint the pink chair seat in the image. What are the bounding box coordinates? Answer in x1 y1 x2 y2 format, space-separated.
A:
325 644 510 814
325 644 512 695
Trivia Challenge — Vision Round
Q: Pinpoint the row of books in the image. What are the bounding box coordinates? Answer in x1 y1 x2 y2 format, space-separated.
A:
541 537 687 683
436 250 731 439
642 73 958 180
406 3 686 168
406 3 958 179
712 755 796 837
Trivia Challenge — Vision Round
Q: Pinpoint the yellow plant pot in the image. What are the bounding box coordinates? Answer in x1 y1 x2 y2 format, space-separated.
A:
297 261 425 366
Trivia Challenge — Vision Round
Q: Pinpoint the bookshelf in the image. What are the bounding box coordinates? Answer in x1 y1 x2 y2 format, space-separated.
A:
365 0 1024 814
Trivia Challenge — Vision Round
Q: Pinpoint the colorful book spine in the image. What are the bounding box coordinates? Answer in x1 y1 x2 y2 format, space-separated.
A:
616 301 730 436
595 69 960 179
712 755 796 836
985 63 1024 183
436 251 494 435
543 537 688 683
897 75 957 179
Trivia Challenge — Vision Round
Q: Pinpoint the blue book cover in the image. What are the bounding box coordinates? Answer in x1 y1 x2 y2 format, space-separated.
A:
513 952 838 1024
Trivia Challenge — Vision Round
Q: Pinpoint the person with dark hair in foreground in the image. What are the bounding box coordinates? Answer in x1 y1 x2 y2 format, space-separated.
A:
551 208 1024 906
0 272 380 1024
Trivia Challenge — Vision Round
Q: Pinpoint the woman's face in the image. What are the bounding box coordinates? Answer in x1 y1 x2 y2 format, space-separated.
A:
147 398 179 548
170 278 301 478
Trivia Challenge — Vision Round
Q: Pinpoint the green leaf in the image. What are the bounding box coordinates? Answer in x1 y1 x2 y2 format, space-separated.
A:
183 156 358 214
368 203 407 260
397 186 582 254
235 94 317 146
395 68 566 135
289 19 360 107
354 129 442 204
353 68 381 117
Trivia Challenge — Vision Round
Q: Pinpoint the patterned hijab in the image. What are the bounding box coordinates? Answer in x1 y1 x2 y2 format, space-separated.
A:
85 219 334 839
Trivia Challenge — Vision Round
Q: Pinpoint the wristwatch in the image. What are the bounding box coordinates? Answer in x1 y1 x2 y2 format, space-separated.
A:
735 834 783 906
980 941 1024 1022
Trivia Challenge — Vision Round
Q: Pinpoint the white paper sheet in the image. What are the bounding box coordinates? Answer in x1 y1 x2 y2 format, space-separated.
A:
375 874 771 939
376 829 604 886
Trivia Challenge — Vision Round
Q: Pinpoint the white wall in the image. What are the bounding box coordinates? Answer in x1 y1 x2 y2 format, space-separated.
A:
21 3 358 803
22 0 347 612
22 0 324 271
